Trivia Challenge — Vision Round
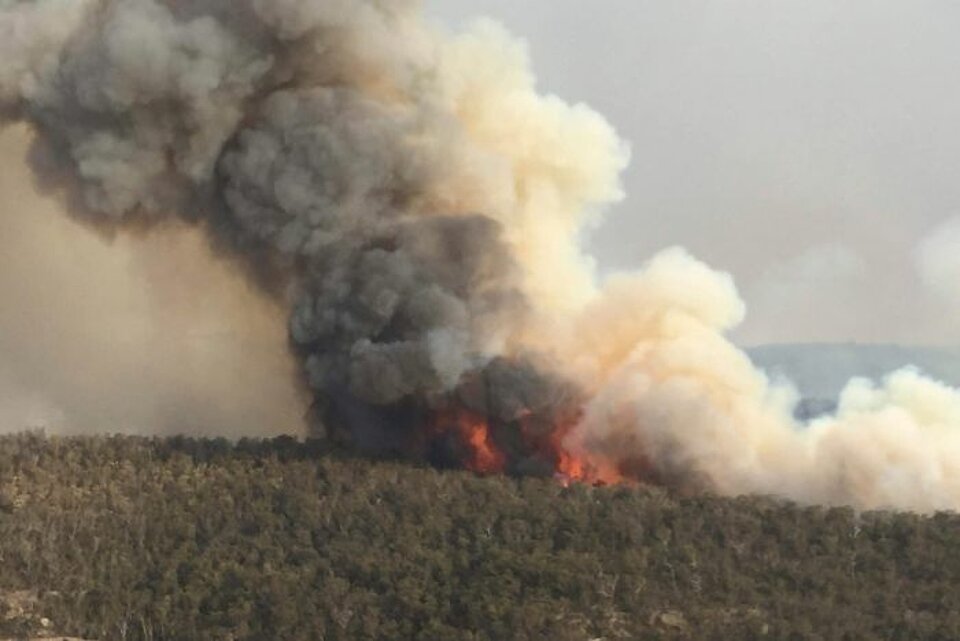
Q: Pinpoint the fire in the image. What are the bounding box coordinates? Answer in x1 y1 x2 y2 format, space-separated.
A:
550 431 625 487
459 414 506 473
518 411 627 486
431 404 626 484
431 408 507 474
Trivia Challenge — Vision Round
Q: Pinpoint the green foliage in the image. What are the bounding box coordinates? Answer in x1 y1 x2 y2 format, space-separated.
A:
0 432 958 640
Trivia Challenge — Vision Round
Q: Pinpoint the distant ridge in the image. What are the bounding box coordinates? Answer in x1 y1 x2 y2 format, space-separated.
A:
746 343 960 401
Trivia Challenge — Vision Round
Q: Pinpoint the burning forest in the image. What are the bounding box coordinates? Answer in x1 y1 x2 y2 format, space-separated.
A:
4 0 960 512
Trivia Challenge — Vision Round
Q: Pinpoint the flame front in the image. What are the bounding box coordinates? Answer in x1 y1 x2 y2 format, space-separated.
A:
550 431 625 486
431 405 626 485
431 409 507 474
460 414 506 474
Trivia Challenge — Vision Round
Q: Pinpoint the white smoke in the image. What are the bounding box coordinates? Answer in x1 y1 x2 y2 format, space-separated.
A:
562 248 960 512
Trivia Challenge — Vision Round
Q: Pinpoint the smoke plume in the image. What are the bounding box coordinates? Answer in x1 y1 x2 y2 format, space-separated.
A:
4 0 960 511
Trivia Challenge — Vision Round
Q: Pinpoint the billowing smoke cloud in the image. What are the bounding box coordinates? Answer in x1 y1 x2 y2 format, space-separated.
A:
0 0 627 461
4 0 960 511
560 249 960 511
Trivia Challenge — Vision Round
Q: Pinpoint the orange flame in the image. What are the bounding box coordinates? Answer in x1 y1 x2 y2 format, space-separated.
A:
522 412 626 486
551 435 624 486
431 408 506 474
431 406 626 484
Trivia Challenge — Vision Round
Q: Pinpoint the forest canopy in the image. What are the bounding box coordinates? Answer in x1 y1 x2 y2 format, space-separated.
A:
1 433 958 641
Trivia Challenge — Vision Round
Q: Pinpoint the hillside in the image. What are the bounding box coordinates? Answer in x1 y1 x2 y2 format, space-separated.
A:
1 433 959 641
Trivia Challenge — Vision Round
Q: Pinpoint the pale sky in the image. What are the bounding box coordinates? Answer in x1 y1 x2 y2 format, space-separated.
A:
426 1 960 346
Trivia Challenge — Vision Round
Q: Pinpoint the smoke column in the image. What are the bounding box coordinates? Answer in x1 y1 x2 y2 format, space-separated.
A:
4 0 960 511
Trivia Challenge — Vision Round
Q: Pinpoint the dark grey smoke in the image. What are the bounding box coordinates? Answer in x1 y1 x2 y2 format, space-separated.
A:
0 0 583 464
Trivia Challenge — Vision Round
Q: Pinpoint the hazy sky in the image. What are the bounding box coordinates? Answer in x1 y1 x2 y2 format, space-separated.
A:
426 1 960 346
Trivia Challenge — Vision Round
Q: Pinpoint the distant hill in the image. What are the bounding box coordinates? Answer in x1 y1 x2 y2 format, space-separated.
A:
746 343 960 400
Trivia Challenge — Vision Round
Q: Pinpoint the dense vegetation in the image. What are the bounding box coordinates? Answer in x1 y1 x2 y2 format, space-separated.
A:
1 433 959 641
